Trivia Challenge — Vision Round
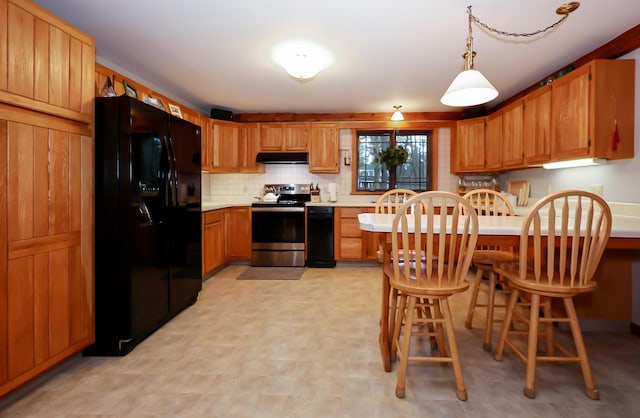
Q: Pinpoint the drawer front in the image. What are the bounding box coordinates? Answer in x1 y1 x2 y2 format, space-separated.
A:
340 207 367 218
203 210 224 225
341 218 362 237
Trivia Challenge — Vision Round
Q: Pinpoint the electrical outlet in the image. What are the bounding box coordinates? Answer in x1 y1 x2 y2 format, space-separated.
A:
591 184 603 197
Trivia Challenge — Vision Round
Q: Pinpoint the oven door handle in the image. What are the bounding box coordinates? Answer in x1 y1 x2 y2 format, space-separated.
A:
251 207 305 213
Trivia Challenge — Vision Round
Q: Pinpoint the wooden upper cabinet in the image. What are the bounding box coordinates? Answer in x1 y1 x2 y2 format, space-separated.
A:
211 120 239 172
283 123 308 151
2 0 95 123
209 121 264 173
484 112 502 171
309 123 340 173
200 117 213 172
550 64 591 160
260 122 309 151
238 123 264 173
523 84 552 165
551 59 635 162
259 123 283 151
454 117 486 173
501 100 524 169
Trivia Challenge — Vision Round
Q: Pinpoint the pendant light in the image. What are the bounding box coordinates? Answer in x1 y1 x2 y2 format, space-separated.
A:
441 3 580 108
390 105 404 121
440 7 498 107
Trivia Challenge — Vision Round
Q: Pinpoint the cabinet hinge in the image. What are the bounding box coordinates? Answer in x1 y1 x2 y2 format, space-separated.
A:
588 139 591 147
588 73 592 81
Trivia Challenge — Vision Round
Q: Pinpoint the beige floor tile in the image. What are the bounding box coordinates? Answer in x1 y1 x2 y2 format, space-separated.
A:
1 264 639 418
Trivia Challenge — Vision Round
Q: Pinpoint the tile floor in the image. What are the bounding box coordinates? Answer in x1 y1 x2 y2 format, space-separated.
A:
1 264 639 417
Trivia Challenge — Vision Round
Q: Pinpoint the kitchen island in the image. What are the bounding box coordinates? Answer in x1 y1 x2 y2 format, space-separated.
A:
360 206 640 372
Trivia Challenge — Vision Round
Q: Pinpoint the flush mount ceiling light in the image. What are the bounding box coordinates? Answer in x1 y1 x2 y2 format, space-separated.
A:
542 158 606 170
441 2 580 107
390 105 405 121
271 40 333 81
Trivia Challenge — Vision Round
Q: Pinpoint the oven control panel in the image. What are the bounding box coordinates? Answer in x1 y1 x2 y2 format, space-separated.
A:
263 183 311 196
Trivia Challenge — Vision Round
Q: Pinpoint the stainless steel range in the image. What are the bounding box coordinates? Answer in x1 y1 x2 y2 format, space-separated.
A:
251 183 311 267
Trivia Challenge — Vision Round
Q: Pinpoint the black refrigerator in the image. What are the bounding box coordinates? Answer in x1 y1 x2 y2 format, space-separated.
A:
86 96 202 356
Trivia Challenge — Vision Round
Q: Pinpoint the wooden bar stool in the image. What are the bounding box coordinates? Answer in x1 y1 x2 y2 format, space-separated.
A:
493 190 612 399
384 192 479 400
462 189 518 352
374 189 430 344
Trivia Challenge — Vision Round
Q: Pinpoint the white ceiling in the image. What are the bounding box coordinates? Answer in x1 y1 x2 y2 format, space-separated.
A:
31 0 640 116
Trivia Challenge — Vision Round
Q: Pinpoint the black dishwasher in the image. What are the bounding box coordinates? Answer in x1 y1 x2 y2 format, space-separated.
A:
307 206 336 267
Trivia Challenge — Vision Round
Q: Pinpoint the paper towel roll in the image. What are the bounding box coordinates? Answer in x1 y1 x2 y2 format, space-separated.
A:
328 183 337 202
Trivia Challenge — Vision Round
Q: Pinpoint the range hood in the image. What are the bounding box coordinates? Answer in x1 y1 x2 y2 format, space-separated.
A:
256 152 308 164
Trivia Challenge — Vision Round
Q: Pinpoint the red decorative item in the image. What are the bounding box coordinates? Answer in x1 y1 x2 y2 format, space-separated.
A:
612 119 620 151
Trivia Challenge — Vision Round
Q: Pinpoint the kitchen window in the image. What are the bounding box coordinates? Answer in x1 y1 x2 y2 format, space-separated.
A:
355 129 432 192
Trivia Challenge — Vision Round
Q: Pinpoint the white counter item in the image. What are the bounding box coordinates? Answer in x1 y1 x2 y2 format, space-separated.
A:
263 192 278 202
328 183 337 202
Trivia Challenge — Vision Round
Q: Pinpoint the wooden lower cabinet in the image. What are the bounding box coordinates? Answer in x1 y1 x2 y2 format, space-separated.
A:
202 210 226 275
0 109 94 396
202 206 252 276
226 207 251 259
334 207 377 261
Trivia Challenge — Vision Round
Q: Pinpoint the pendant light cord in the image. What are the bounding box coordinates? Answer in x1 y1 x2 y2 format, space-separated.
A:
468 5 571 39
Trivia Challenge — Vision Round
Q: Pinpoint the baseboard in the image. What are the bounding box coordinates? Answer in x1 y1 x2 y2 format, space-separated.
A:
570 319 631 332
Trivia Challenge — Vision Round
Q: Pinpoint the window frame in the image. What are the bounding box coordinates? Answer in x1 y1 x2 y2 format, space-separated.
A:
351 127 438 194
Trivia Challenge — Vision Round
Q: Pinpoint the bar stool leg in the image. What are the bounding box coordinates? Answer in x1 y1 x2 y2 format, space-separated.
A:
395 296 417 398
442 298 467 401
524 293 541 399
494 288 520 361
483 270 497 352
564 297 599 400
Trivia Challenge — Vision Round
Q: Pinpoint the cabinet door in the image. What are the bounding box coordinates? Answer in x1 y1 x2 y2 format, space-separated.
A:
259 124 284 151
200 117 213 172
226 207 251 259
501 101 524 169
485 112 502 171
212 121 239 172
202 211 225 275
309 123 340 173
551 64 591 160
523 85 552 164
283 123 309 151
3 1 94 122
1 116 94 386
239 123 263 173
455 118 486 172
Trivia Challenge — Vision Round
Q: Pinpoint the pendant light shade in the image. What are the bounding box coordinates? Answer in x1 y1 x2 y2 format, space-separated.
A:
390 105 404 121
440 69 498 107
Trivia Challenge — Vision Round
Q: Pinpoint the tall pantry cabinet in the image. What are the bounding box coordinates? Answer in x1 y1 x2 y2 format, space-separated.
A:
0 0 95 396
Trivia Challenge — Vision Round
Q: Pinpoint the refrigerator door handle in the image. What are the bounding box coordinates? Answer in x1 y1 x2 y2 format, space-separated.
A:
166 136 179 207
161 135 173 208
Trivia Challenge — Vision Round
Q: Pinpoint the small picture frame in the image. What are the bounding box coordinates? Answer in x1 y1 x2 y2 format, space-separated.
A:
143 96 165 111
168 103 183 118
122 80 138 99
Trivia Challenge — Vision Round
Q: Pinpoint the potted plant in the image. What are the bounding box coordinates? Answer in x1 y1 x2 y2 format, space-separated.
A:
378 144 408 189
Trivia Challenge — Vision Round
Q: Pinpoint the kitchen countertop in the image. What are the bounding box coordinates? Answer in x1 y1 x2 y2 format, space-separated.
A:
202 194 638 218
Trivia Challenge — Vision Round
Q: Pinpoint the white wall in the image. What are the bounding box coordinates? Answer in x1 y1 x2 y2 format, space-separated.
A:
500 48 640 204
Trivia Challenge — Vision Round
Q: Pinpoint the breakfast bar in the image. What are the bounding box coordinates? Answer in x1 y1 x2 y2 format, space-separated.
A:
359 210 640 372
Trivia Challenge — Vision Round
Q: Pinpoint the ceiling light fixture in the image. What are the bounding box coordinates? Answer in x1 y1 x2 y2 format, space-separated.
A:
272 40 333 81
542 158 606 170
441 2 580 107
390 105 404 121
